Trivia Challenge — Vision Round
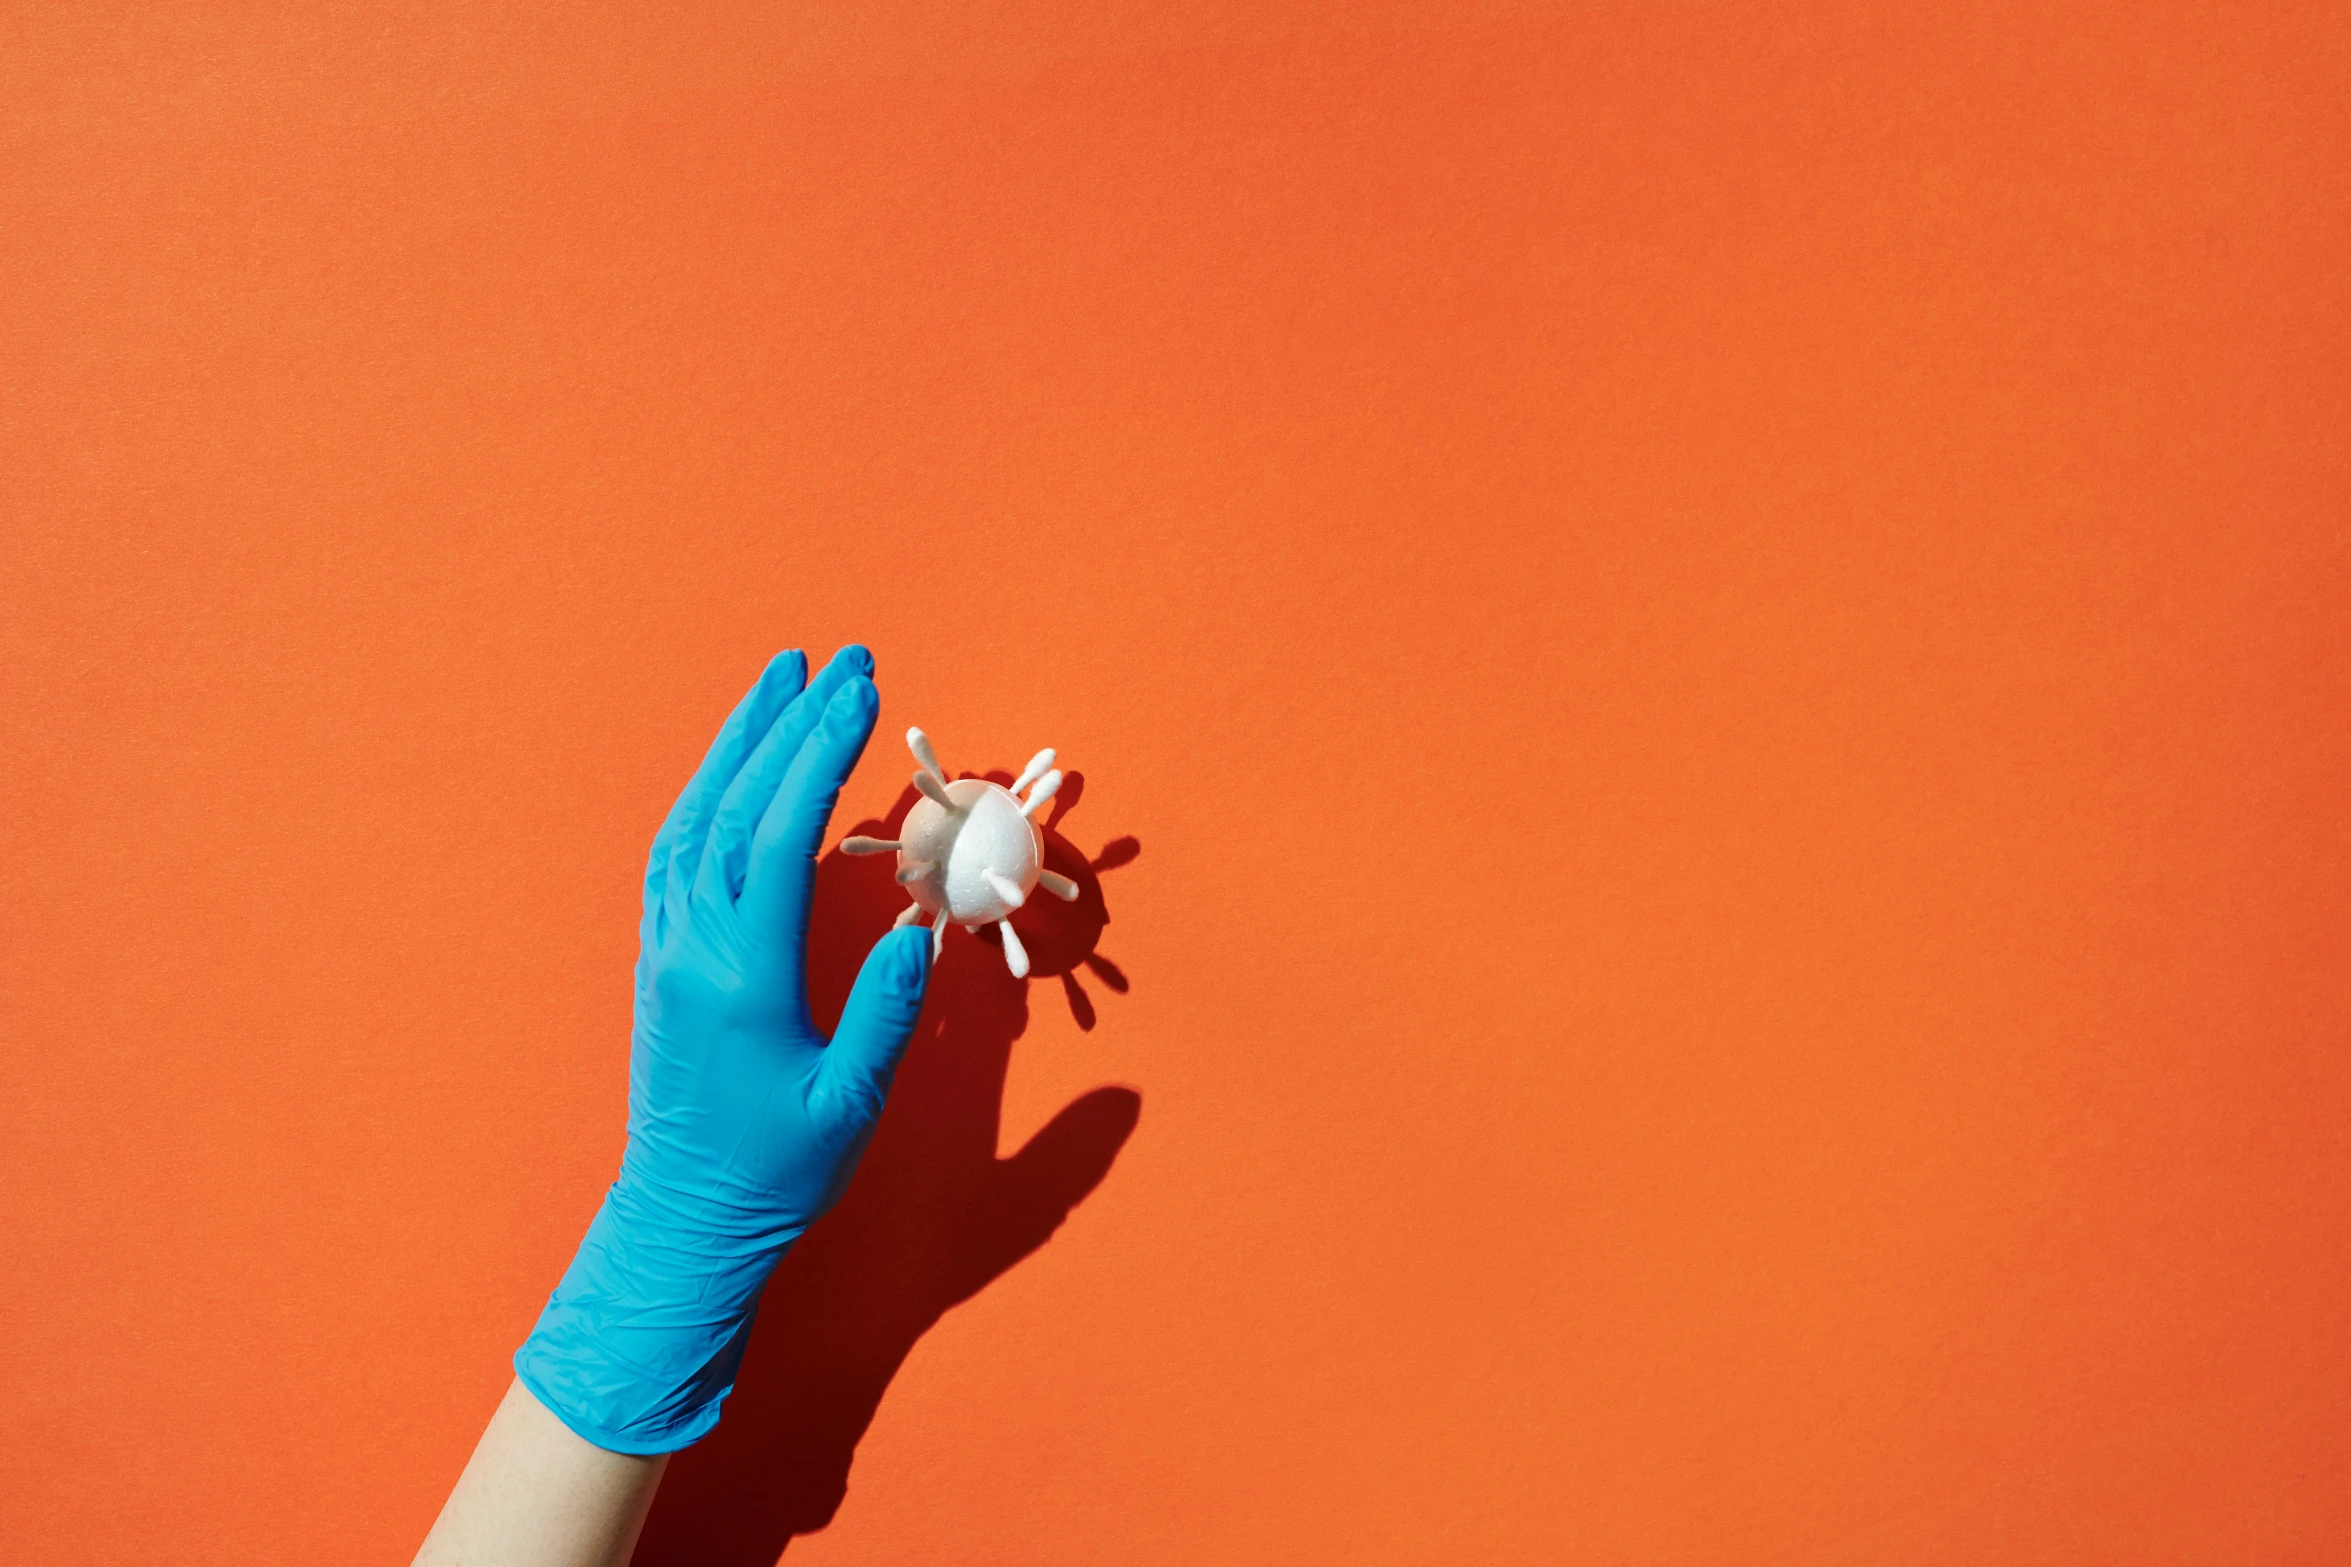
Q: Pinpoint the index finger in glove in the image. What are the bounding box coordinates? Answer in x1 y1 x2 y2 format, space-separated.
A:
736 674 881 943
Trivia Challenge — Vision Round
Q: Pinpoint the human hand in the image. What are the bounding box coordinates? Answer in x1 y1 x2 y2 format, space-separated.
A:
514 646 933 1454
633 782 1142 1561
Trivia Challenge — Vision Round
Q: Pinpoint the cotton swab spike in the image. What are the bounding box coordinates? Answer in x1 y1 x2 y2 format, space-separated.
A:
984 869 1028 909
998 919 1030 979
931 905 949 957
907 728 946 783
913 770 955 808
1037 869 1079 901
1020 770 1062 819
894 902 925 928
1011 748 1056 795
895 860 934 885
842 836 900 855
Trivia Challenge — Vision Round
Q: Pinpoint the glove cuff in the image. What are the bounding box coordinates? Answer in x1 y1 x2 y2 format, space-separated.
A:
513 1179 799 1453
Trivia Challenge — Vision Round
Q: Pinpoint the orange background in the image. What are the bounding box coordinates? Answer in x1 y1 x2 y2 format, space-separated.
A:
5 4 2348 1562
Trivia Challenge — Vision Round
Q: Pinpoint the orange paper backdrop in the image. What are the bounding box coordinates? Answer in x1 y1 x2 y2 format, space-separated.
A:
5 4 2348 1562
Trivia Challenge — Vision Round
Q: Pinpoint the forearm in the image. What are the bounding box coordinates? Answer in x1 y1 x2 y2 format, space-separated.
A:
413 1378 668 1567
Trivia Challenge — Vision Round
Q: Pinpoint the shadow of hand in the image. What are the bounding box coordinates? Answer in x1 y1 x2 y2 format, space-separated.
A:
632 785 1141 1566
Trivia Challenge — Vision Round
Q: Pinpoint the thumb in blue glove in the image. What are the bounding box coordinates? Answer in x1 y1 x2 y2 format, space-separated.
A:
515 644 933 1453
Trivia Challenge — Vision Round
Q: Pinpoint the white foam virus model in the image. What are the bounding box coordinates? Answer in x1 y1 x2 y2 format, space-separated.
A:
841 728 1079 978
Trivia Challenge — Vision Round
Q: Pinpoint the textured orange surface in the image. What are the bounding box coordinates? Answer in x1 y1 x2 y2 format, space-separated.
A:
5 5 2349 1563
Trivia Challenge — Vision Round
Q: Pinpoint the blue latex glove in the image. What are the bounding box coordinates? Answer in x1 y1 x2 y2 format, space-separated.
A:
515 645 933 1453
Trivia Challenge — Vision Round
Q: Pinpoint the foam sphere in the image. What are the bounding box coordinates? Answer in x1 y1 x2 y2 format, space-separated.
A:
900 779 1041 925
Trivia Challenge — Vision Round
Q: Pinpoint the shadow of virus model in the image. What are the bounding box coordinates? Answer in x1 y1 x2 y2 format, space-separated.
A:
840 728 1078 977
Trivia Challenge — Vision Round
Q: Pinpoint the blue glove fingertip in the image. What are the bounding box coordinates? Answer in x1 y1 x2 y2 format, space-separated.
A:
886 921 933 988
813 672 881 745
849 681 881 729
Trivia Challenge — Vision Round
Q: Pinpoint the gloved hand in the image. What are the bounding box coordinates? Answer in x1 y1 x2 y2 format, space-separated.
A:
515 645 933 1453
